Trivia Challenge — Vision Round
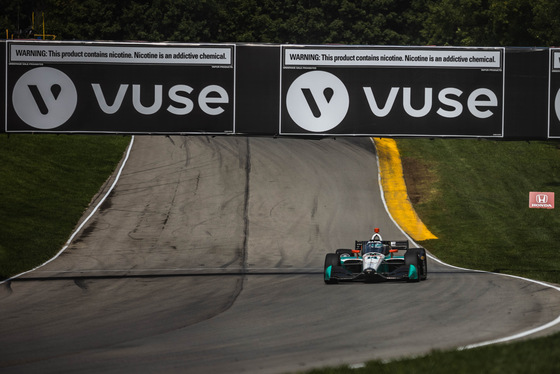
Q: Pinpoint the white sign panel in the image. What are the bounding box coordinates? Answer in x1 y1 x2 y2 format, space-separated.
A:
284 47 501 68
10 43 232 65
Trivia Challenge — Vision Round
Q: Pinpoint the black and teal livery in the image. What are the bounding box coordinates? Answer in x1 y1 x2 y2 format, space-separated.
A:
324 239 428 284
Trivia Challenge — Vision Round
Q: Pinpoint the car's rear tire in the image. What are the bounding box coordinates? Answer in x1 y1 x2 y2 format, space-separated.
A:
324 253 339 284
418 248 428 280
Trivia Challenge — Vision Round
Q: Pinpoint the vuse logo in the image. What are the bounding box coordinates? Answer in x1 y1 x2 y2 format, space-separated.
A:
12 67 77 129
286 71 349 132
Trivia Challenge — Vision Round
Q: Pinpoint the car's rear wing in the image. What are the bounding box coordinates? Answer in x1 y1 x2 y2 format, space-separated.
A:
355 240 409 251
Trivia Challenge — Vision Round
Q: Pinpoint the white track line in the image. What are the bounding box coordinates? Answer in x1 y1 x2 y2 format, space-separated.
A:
0 135 135 285
429 255 560 350
371 137 560 351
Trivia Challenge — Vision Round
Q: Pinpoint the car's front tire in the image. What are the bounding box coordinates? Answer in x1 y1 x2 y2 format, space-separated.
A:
335 248 354 256
324 253 339 284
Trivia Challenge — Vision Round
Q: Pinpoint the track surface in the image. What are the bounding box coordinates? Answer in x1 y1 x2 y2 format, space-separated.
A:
1 136 560 373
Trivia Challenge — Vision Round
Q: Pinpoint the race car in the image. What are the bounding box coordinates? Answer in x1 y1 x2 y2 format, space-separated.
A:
324 228 427 284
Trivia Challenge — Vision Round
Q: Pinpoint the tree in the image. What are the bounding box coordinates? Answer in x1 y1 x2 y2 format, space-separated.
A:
422 0 560 47
530 0 560 46
5 0 555 46
1 0 42 39
422 0 492 46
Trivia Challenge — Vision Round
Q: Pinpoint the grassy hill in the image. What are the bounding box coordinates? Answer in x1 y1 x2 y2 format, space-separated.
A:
0 134 130 279
398 138 560 285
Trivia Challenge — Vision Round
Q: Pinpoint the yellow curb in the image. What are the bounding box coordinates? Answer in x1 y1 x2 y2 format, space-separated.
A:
374 137 437 241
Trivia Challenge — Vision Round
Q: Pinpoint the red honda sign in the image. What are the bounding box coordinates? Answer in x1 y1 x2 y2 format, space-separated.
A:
529 192 555 209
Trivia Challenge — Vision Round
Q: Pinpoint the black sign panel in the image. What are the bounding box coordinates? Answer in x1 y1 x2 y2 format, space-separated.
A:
6 41 235 134
1 41 556 139
235 44 280 135
280 46 505 137
549 49 560 139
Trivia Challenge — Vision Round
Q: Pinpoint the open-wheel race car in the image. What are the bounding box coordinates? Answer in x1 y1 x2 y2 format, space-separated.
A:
324 228 428 284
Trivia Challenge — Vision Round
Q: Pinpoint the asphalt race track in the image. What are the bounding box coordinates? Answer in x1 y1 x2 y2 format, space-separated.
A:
1 136 560 373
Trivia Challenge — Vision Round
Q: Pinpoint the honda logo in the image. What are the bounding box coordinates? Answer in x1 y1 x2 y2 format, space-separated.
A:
529 192 555 209
536 194 549 204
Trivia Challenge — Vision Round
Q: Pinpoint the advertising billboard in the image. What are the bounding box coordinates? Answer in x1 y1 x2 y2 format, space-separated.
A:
5 41 235 134
280 46 504 137
1 41 555 139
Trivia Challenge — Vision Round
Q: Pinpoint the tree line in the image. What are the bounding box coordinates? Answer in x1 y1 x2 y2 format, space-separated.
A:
2 0 559 46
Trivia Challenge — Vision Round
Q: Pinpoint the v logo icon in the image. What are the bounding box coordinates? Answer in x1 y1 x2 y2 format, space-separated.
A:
12 67 77 130
27 84 62 115
301 87 336 118
285 70 349 133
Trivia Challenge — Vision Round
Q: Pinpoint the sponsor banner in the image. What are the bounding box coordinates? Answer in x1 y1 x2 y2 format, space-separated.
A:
549 49 560 138
529 192 555 209
1 41 554 138
6 41 235 134
280 46 505 137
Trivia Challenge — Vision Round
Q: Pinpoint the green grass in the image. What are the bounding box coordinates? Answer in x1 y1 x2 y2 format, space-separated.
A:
0 134 130 279
398 139 560 284
303 331 560 374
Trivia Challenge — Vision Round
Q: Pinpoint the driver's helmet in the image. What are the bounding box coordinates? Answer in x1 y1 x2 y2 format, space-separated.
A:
363 241 384 255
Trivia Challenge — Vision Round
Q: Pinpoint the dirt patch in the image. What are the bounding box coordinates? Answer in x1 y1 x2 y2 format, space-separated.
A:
401 156 438 205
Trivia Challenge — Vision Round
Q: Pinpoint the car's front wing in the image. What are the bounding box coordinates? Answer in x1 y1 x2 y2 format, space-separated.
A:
327 264 416 283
